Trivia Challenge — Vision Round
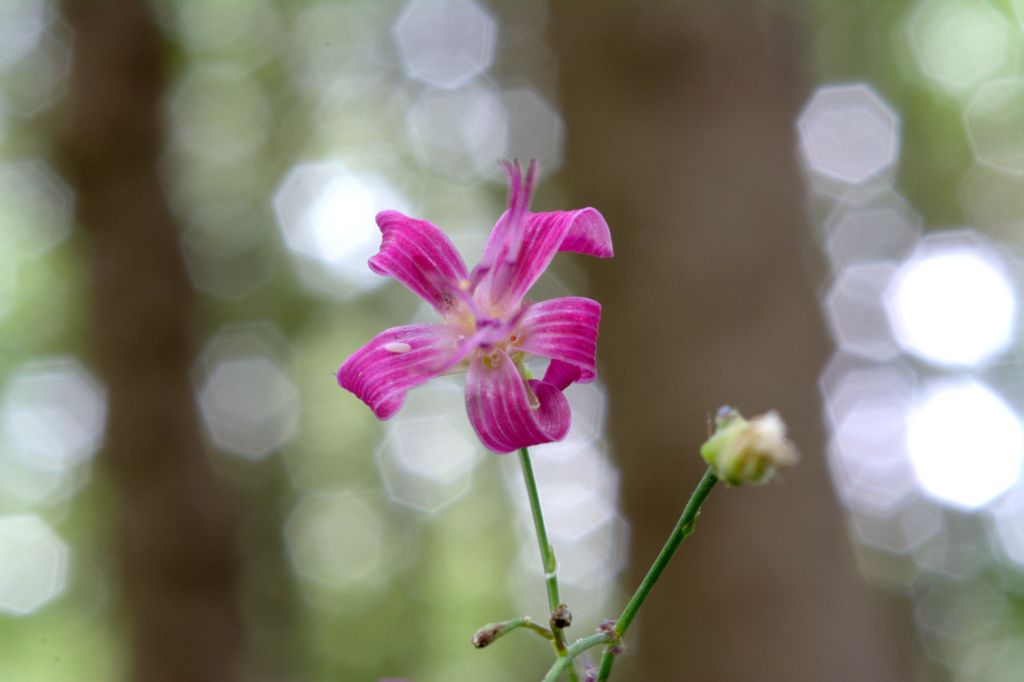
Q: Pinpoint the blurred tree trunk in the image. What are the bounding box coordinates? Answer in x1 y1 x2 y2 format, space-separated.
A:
551 2 924 681
61 2 243 681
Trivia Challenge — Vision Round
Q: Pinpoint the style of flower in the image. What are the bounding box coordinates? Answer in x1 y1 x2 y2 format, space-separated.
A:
338 161 612 453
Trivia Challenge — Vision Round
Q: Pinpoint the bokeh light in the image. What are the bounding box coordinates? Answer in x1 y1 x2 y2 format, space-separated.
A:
196 324 298 460
500 87 565 178
964 79 1024 176
170 65 270 165
886 235 1016 367
905 0 1019 98
273 161 411 298
0 2 69 117
376 378 484 513
822 192 921 269
393 0 497 90
0 0 50 72
406 85 508 179
0 160 74 257
823 357 919 513
823 263 900 361
988 484 1024 569
284 491 390 591
906 380 1023 510
0 514 69 615
797 83 899 188
0 357 106 474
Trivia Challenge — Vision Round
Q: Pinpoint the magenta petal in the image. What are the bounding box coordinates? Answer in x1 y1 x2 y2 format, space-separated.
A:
551 207 613 259
479 208 613 307
338 324 466 420
518 297 601 382
369 210 469 316
465 352 572 453
541 359 582 392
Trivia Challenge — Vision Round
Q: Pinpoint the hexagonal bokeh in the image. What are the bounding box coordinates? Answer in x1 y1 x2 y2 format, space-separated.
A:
407 85 507 179
196 323 298 460
374 377 480 510
822 192 921 269
797 83 899 187
906 380 1023 511
181 204 274 301
905 0 1018 97
501 88 565 178
964 79 1024 176
393 0 496 89
376 415 482 514
988 484 1024 569
284 490 389 590
289 2 390 100
0 514 69 615
823 263 900 361
1 356 106 474
0 160 74 257
958 163 1024 238
915 581 1008 667
0 0 50 72
886 232 1017 368
820 352 917 428
0 18 70 116
848 498 942 556
847 498 942 591
823 359 919 513
273 161 412 298
175 0 281 63
170 65 269 165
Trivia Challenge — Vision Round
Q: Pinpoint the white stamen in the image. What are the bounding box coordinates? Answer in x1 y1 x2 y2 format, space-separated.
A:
384 342 412 354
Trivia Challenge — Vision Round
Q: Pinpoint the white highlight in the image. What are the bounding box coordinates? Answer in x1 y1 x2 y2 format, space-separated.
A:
384 342 412 354
906 380 1023 510
888 243 1016 367
273 161 411 296
797 83 899 185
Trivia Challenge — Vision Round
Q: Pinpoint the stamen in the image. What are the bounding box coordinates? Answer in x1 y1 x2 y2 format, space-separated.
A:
384 342 411 354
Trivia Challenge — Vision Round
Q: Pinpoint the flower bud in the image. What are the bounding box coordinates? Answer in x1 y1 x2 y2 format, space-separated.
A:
700 407 798 485
472 623 505 648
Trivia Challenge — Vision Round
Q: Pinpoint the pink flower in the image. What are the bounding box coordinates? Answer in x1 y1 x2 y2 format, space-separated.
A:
338 161 612 453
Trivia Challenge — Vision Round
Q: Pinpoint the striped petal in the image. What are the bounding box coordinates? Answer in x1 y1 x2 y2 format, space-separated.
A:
477 207 613 308
369 210 470 317
518 297 601 382
338 324 466 419
465 351 572 453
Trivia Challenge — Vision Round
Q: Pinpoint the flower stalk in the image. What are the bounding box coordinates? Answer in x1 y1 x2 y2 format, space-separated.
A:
595 468 719 681
519 446 577 681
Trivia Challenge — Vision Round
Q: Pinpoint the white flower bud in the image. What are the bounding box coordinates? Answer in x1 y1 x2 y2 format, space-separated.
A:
700 408 798 485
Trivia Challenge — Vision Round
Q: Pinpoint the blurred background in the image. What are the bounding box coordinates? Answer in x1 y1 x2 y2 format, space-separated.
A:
1 0 1023 680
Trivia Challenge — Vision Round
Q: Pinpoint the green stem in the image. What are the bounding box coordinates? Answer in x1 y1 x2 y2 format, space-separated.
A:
472 616 553 648
596 468 719 681
541 631 615 682
518 447 577 682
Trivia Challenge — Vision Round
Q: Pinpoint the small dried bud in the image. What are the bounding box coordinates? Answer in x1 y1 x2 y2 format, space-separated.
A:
472 624 504 649
550 603 573 629
700 408 798 485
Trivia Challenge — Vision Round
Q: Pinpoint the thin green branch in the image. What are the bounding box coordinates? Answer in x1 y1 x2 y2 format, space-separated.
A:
541 631 616 682
596 468 719 681
518 447 577 682
472 616 553 648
